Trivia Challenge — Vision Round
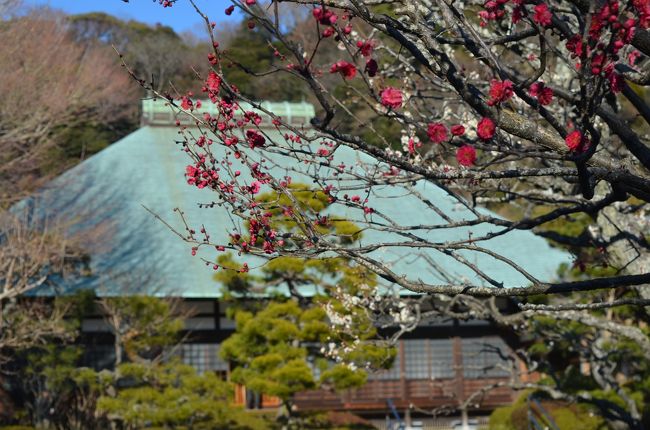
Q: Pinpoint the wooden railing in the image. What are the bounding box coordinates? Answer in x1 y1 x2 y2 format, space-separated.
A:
235 336 521 412
293 377 514 412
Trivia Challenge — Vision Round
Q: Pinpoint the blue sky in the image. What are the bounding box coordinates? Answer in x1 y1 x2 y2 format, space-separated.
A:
25 0 239 34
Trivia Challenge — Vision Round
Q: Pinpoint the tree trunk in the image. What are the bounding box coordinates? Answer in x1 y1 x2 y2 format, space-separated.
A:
597 204 650 308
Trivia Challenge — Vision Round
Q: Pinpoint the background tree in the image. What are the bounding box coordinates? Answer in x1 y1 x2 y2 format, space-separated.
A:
489 390 608 430
68 12 209 95
0 10 136 201
2 291 270 430
97 292 186 367
0 211 86 364
96 361 268 430
0 7 138 365
3 292 103 429
0 10 186 428
219 19 310 101
94 293 268 430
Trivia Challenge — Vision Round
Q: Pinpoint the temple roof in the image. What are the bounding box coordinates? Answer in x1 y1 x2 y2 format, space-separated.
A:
31 100 570 297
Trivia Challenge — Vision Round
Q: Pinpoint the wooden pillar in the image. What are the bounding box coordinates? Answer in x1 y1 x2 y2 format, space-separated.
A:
400 339 407 400
453 336 464 404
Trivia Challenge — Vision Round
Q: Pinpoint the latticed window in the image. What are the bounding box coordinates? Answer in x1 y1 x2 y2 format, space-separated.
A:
461 337 510 379
404 339 429 379
179 343 229 374
369 339 456 380
404 339 455 380
430 339 455 379
369 352 401 380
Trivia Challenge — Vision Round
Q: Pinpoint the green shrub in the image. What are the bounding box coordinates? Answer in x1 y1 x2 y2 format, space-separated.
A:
489 392 608 430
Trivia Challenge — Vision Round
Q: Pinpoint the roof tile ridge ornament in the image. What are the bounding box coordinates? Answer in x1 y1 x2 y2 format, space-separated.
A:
140 98 316 128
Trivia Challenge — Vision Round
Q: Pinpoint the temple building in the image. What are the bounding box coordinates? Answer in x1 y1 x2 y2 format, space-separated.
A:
31 99 569 429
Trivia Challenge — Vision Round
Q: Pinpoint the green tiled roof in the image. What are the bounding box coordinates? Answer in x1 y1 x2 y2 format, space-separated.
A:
33 100 569 297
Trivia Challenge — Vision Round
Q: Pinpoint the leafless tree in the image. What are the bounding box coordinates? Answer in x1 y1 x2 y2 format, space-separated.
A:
0 10 135 365
95 272 194 367
0 10 135 204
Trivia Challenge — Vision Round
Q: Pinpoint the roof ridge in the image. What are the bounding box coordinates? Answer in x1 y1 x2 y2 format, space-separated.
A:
141 98 316 127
